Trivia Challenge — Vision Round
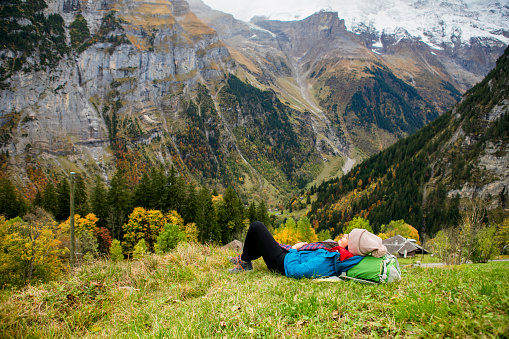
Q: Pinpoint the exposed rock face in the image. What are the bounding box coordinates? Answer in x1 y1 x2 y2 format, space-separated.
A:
1 0 232 184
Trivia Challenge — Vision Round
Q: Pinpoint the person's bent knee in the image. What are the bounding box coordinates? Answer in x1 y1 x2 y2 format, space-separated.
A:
249 221 267 231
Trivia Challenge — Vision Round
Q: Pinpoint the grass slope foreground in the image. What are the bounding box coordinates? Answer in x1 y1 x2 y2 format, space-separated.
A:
1 243 508 338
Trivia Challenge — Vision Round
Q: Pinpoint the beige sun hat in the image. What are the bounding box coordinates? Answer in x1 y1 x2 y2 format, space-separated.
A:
348 228 388 258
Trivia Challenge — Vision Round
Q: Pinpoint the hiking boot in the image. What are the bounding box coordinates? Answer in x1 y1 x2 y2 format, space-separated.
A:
228 255 242 265
228 260 253 273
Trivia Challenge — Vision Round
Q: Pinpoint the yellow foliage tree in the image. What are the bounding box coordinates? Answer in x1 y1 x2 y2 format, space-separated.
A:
182 222 199 242
122 208 190 255
59 213 99 238
166 210 197 242
273 218 299 244
273 217 318 245
0 209 67 287
59 213 100 257
122 207 167 254
495 218 509 252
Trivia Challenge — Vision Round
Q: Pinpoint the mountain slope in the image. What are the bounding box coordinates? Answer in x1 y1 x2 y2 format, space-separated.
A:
0 0 507 209
308 46 509 236
189 1 504 158
0 0 328 204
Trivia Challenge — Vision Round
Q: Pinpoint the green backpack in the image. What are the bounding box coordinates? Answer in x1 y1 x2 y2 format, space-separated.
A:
341 254 402 284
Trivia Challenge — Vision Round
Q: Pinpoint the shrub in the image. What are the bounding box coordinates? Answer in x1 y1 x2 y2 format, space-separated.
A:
157 223 186 253
133 239 148 259
471 225 498 263
110 239 124 261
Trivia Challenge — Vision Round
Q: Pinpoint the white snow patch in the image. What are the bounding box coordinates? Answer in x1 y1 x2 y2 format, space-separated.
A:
201 0 509 46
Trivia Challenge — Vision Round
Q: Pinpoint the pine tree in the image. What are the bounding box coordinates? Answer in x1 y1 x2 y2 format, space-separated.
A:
166 166 187 215
74 174 89 216
149 166 166 211
0 177 25 219
55 177 70 221
107 170 131 240
133 172 151 209
90 176 108 230
183 182 198 224
165 166 178 211
41 181 58 218
33 189 43 209
247 202 257 224
196 186 220 243
217 186 245 243
256 200 270 226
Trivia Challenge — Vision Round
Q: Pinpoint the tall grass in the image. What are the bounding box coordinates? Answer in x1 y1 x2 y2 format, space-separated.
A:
1 243 508 338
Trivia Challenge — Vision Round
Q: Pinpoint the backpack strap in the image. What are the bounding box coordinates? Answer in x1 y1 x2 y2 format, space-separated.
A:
338 272 377 285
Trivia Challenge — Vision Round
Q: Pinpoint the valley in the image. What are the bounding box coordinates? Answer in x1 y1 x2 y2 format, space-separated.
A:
0 0 507 213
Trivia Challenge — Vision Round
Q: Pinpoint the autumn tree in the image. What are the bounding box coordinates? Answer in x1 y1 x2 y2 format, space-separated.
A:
495 218 509 253
122 207 166 255
296 216 318 243
378 219 420 243
273 218 299 244
59 213 100 257
0 209 67 287
273 217 318 244
343 217 373 235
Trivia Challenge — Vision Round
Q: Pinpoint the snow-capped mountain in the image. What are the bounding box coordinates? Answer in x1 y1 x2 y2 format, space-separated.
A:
201 0 509 48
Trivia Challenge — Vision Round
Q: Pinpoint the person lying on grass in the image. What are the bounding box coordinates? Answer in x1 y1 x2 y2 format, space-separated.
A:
228 221 388 279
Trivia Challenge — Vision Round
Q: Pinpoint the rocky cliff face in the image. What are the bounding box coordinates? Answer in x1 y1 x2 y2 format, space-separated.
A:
0 0 233 187
1 0 329 203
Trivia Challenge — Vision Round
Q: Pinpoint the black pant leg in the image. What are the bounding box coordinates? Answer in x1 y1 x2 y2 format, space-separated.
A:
241 221 287 275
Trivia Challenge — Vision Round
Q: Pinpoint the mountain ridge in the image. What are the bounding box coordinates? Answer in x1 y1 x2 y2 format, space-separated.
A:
307 46 509 236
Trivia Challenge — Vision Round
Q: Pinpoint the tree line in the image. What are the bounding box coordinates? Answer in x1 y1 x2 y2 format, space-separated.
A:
0 165 272 247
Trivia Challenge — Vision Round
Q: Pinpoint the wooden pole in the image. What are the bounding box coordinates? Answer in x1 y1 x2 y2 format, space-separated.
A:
70 172 75 269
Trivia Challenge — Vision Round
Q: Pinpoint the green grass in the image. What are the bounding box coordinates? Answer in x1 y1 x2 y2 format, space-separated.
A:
396 254 442 266
1 243 508 338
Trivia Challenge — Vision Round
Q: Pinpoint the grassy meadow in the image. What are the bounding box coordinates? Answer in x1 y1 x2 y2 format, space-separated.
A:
1 243 508 338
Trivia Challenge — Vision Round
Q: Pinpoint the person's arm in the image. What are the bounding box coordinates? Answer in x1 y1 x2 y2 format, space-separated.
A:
285 250 332 279
292 242 308 250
